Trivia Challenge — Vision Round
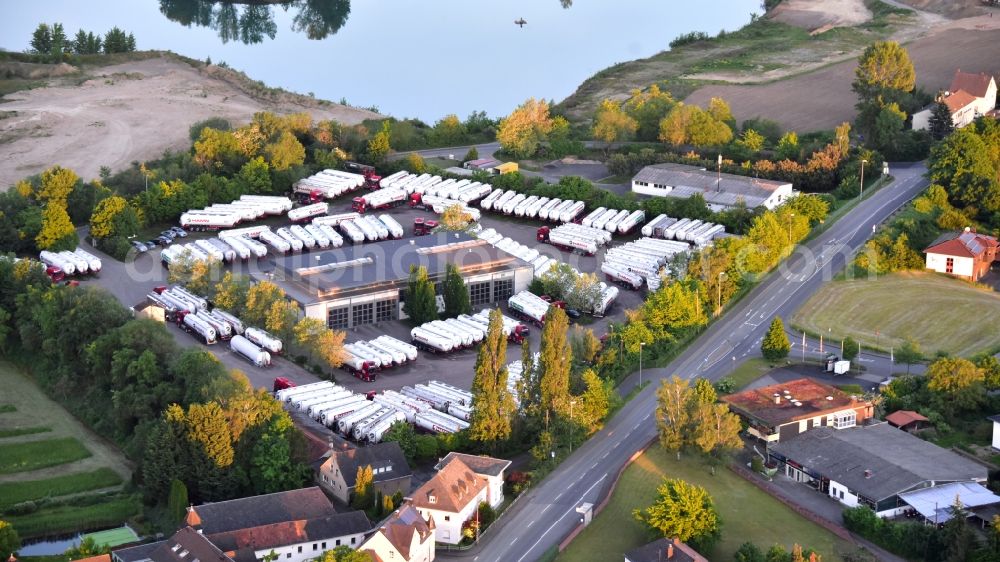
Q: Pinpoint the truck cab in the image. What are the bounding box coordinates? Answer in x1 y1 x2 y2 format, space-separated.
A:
413 218 438 236
351 197 367 213
273 377 295 393
45 266 65 283
536 226 551 242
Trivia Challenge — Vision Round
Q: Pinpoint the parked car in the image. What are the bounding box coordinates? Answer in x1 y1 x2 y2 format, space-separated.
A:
159 230 176 240
156 235 173 246
565 308 582 320
145 239 159 248
170 227 188 238
130 240 149 253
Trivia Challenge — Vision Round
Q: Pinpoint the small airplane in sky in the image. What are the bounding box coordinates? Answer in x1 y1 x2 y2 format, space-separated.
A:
514 18 527 28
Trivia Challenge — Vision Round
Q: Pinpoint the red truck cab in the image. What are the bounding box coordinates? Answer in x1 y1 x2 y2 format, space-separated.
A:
46 266 65 283
273 377 295 392
536 226 551 242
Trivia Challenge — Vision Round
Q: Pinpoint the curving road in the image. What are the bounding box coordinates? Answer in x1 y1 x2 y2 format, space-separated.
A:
450 162 930 562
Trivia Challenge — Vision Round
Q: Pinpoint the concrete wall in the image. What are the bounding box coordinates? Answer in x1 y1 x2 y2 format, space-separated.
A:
828 480 859 509
992 421 1000 450
926 252 975 280
255 533 365 562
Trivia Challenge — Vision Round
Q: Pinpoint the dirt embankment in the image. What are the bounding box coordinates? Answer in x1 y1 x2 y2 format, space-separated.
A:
0 53 381 189
768 0 873 31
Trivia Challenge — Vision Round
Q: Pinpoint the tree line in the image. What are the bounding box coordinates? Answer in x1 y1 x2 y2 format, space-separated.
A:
29 22 136 60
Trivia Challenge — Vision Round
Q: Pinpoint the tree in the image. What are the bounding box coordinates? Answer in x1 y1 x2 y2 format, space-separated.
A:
405 153 426 174
928 100 955 140
382 420 417 462
693 402 743 456
593 99 638 148
65 537 110 560
761 317 790 361
928 128 1000 213
293 318 345 369
442 263 471 318
403 265 438 325
351 465 374 510
318 546 371 562
633 478 720 549
738 129 766 153
539 307 573 419
496 98 555 158
777 131 800 161
841 336 860 361
469 308 516 450
36 201 78 251
736 542 767 562
432 114 467 146
266 131 306 171
926 357 985 414
0 519 20 558
236 156 272 194
656 376 692 452
39 166 79 205
167 479 189 524
249 415 310 495
30 23 53 54
870 102 906 155
89 195 138 240
577 369 612 432
624 85 677 141
214 272 251 314
366 121 391 164
940 497 975 562
439 204 474 231
895 338 923 374
244 281 285 327
852 41 916 102
463 146 479 162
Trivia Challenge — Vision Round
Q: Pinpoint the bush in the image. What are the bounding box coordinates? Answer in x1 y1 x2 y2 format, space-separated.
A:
669 31 711 48
188 117 231 141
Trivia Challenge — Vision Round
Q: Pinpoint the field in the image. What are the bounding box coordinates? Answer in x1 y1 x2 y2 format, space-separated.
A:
0 361 138 538
557 447 855 561
791 271 1000 357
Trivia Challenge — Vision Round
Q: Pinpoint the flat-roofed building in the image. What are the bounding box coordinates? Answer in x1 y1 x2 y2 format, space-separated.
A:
631 163 794 211
263 232 533 330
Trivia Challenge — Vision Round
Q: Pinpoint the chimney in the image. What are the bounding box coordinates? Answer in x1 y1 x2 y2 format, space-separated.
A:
773 393 781 404
666 542 674 559
864 469 873 479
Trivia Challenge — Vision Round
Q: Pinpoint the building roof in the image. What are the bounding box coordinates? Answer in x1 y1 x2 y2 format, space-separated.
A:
189 487 335 535
943 89 979 114
362 505 433 561
950 70 996 99
625 538 707 562
114 541 163 562
435 452 511 477
771 423 987 501
721 378 866 428
208 512 371 554
899 481 1000 524
147 527 232 562
987 414 1000 424
885 410 929 428
76 555 112 562
269 233 527 304
408 457 487 513
924 230 999 259
633 163 791 208
465 158 502 169
328 442 411 488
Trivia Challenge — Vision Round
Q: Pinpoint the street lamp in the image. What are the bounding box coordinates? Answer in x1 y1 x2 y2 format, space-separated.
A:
639 342 646 389
569 400 577 453
859 159 868 199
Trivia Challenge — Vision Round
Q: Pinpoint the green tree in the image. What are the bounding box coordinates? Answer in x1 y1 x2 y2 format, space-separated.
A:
926 357 985 414
382 420 417 462
249 415 310 494
0 519 20 558
36 201 78 251
761 317 791 361
318 546 371 562
432 114 467 146
442 263 471 318
244 280 285 327
633 478 721 549
266 131 306 171
463 146 479 162
852 41 916 102
403 265 438 325
30 23 53 54
738 129 766 153
539 307 573 419
293 318 345 370
577 369 612 432
623 85 676 141
89 195 138 240
777 131 800 161
496 98 554 158
928 100 955 141
167 479 189 524
366 121 391 164
65 537 109 560
593 99 638 149
928 127 1000 213
940 497 975 562
405 153 426 174
469 308 516 450
214 272 251 314
895 339 923 374
351 464 374 510
656 376 692 452
237 156 272 194
841 336 860 361
736 542 767 562
870 102 907 155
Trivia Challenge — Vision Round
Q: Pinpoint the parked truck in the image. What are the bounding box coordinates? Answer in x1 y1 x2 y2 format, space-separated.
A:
337 403 384 436
259 229 292 254
245 327 282 354
275 228 305 252
210 309 245 335
72 249 102 273
413 217 439 236
410 327 456 353
276 381 335 402
352 188 407 213
536 226 598 256
377 215 405 239
617 210 646 234
288 225 317 249
196 311 232 340
39 250 77 276
288 202 329 223
179 211 241 230
230 334 271 367
341 349 378 381
414 410 469 434
57 250 89 275
508 291 550 326
214 237 249 260
178 311 218 345
601 263 644 290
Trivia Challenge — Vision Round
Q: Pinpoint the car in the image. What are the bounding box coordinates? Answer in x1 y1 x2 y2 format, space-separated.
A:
130 240 149 253
170 227 188 238
156 235 173 246
159 230 176 240
145 239 159 248
565 308 582 320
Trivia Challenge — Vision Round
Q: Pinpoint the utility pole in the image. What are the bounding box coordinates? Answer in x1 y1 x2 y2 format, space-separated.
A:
859 158 868 199
717 153 722 192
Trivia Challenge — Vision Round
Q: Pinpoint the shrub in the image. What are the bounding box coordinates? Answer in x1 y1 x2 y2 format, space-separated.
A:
669 31 711 48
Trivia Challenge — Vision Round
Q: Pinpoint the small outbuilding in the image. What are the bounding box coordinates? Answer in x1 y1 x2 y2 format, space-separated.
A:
885 410 930 433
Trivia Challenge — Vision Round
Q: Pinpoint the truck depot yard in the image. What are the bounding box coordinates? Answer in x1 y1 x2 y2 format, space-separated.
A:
791 271 1000 357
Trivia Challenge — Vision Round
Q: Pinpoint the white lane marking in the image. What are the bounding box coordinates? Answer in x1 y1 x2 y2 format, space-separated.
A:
516 474 608 562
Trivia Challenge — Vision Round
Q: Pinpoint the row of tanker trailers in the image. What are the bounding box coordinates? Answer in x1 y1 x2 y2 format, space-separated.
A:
409 308 530 354
38 248 102 277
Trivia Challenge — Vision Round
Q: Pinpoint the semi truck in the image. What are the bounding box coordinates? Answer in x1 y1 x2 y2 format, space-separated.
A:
213 237 249 260
352 188 408 213
581 207 607 228
313 224 345 247
237 195 294 214
604 209 631 233
337 403 384 436
378 215 405 239
72 249 102 273
617 210 646 234
312 212 361 227
558 201 586 223
345 342 391 369
210 309 245 335
341 349 378 381
479 189 504 211
196 310 232 340
410 326 456 353
593 283 620 317
57 250 89 275
163 286 209 312
319 396 371 427
259 229 292 254
469 309 530 343
508 291 550 326
230 334 271 367
363 215 390 240
39 250 77 276
536 226 598 256
302 224 331 249
412 218 438 236
178 311 218 345
601 263 644 290
288 202 329 223
275 380 335 402
179 211 241 230
245 327 282 354
351 217 379 241
339 219 366 244
414 410 469 434
288 225 317 249
276 228 305 252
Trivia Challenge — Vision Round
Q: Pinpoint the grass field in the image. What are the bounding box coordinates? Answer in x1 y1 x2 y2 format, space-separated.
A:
0 426 51 438
0 468 124 510
0 404 15 413
6 495 142 538
723 357 774 391
83 525 140 548
0 438 92 474
558 447 855 561
791 271 1000 357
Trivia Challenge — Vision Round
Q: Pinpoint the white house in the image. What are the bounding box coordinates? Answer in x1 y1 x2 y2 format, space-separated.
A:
923 230 998 282
989 415 1000 451
316 441 411 505
407 458 489 545
631 163 794 212
359 505 435 562
434 453 511 510
913 70 998 130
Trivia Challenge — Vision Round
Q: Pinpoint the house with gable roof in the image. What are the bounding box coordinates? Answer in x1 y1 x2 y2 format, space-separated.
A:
406 458 489 545
913 69 998 130
358 504 435 562
924 229 998 282
433 453 511 510
316 442 412 504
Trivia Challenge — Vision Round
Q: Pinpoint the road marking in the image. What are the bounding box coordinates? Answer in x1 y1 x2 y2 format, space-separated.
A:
516 474 608 562
511 537 518 546
591 462 599 469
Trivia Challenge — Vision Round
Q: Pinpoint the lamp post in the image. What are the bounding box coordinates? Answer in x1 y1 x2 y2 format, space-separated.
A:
639 342 646 389
569 400 577 453
859 159 868 199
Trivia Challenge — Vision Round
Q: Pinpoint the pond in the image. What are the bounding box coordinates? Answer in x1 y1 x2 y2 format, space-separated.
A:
0 0 759 120
18 534 82 556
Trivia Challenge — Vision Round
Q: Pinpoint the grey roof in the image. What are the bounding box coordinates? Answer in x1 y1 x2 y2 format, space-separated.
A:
435 452 511 477
633 163 790 208
269 233 527 304
771 423 987 501
987 414 1000 424
145 527 232 562
625 538 701 562
330 441 412 488
191 487 334 535
114 541 164 562
207 511 371 554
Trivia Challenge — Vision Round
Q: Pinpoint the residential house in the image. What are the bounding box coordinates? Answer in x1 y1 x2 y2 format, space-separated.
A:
434 453 511 510
885 410 930 433
721 378 873 443
913 70 998 130
631 163 794 211
358 505 435 562
407 458 489 545
769 422 988 517
75 556 112 562
625 538 708 562
317 442 412 504
924 229 998 282
988 414 1000 450
114 527 233 562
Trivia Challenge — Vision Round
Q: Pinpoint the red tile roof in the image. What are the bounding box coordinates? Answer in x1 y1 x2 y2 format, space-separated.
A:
950 70 996 99
886 410 929 427
943 89 979 114
361 505 433 561
75 555 112 562
408 458 487 513
925 231 998 259
721 378 867 427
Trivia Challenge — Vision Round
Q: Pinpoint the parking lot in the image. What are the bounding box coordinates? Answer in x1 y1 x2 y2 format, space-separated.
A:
77 195 650 407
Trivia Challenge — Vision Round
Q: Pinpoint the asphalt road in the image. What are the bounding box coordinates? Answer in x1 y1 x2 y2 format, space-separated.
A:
454 163 930 562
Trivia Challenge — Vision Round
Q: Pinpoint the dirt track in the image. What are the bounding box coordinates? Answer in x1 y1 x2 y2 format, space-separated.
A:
684 26 1000 132
0 56 380 189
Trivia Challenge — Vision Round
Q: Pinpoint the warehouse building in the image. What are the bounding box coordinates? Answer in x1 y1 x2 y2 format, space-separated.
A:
267 233 534 330
631 163 794 211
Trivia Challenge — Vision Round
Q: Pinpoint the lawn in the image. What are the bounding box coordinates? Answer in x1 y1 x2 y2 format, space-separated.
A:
0 404 15 413
0 426 52 438
558 447 855 561
791 271 1000 357
0 468 123 510
722 357 773 391
6 495 142 538
0 437 92 474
